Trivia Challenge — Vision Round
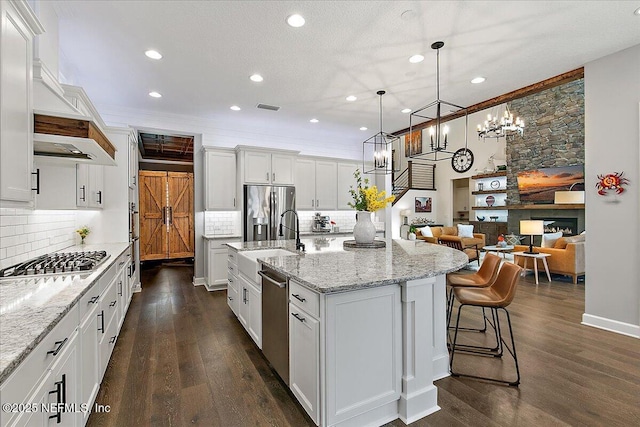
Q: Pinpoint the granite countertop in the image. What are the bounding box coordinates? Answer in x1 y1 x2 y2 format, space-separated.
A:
203 234 242 240
227 237 468 294
0 242 130 385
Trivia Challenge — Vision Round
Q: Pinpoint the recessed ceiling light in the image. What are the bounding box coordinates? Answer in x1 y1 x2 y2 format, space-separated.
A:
635 6 640 15
145 50 162 60
230 105 241 111
360 127 368 131
471 77 486 84
409 54 424 64
149 91 162 98
346 95 357 102
401 108 411 114
310 118 319 123
286 14 305 27
250 74 263 82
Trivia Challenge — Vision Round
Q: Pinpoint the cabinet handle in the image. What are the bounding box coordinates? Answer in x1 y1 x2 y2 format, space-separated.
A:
109 336 116 344
89 295 99 304
168 206 173 225
98 310 105 333
110 300 117 307
228 278 233 283
266 172 269 181
228 296 233 301
48 374 66 424
243 288 248 304
316 199 319 207
31 169 40 194
80 185 86 202
97 190 102 204
47 338 68 356
311 199 314 207
272 172 275 182
118 280 123 296
233 197 236 207
292 312 306 323
133 175 136 186
291 293 306 303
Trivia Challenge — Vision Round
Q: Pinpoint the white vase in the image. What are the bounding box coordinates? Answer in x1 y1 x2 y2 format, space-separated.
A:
353 211 376 244
408 232 416 241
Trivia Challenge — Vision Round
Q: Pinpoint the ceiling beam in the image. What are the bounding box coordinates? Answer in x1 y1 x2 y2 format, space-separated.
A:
392 67 584 137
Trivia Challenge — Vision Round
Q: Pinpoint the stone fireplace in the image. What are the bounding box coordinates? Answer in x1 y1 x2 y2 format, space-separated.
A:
532 217 578 236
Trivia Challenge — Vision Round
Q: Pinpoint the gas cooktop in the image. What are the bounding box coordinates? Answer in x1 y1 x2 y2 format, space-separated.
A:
0 251 110 278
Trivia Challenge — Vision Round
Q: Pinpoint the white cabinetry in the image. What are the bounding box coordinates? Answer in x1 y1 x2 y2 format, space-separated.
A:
0 0 42 206
227 249 239 316
289 281 320 424
337 162 359 210
237 274 262 348
76 164 104 208
295 158 337 210
242 150 295 185
204 149 236 210
128 133 138 189
206 238 240 291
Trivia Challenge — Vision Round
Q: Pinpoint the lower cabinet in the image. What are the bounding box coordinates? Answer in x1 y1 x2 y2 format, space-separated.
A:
207 238 240 291
289 301 320 425
235 266 262 349
227 273 239 316
0 248 133 427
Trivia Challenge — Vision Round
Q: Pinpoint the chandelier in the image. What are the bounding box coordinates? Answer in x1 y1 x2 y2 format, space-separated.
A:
362 90 399 175
408 41 468 161
477 107 524 140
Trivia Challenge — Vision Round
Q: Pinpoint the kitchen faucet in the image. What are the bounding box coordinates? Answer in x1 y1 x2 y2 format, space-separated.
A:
279 209 305 252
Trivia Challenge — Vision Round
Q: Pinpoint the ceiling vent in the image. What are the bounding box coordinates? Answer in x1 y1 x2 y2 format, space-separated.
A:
256 103 280 111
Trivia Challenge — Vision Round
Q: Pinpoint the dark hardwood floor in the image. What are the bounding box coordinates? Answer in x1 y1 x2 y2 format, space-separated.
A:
88 265 640 427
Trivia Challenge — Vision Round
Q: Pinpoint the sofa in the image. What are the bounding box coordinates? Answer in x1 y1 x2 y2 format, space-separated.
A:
513 235 585 284
416 225 486 248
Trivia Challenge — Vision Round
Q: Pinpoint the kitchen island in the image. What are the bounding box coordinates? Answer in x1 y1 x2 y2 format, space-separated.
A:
227 237 468 427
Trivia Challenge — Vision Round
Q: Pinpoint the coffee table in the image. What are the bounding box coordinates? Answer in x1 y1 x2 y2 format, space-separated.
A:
512 251 551 285
482 245 514 258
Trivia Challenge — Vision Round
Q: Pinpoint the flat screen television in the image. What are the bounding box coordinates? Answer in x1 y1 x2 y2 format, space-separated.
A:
516 165 584 204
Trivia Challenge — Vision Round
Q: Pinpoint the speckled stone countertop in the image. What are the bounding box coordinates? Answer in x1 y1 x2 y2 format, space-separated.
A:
227 237 468 294
203 235 241 240
0 242 130 385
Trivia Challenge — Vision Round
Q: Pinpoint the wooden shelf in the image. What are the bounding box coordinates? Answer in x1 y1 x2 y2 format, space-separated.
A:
505 204 585 210
472 206 509 210
472 204 585 210
471 171 507 179
472 190 507 195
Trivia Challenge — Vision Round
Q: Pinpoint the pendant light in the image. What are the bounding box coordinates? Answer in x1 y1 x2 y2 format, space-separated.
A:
362 90 399 175
408 41 469 162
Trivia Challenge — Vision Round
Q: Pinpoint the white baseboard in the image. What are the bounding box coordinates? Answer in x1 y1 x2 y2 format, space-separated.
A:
581 313 640 338
204 282 227 292
192 276 206 287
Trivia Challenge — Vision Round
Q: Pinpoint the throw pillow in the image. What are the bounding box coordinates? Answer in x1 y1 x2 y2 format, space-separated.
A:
553 237 568 249
541 231 563 248
417 226 433 237
457 224 474 238
564 234 586 243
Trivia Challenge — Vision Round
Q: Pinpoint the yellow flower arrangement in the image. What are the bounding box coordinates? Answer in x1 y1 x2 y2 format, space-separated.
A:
348 169 395 212
76 225 90 243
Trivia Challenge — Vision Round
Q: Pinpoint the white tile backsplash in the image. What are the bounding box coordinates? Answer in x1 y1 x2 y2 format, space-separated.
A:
0 208 77 270
298 211 384 233
204 211 241 236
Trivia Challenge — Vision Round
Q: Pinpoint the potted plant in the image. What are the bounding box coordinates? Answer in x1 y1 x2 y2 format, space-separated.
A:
348 169 395 244
408 225 418 241
76 225 90 245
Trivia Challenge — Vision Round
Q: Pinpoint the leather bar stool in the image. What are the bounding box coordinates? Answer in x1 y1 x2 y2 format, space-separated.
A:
446 252 502 333
449 262 524 386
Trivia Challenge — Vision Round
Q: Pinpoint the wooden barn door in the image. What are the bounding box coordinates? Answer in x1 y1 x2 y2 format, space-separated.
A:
139 171 194 261
167 172 194 258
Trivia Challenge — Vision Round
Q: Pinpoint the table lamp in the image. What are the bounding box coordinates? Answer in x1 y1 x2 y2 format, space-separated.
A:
520 220 544 254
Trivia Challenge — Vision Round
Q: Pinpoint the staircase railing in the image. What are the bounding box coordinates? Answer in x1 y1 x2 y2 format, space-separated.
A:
392 161 436 205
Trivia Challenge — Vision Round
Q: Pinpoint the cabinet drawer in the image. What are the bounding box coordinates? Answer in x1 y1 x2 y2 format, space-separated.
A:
227 260 238 277
101 279 119 325
227 272 239 291
289 280 320 318
0 305 79 409
227 249 238 266
78 280 103 320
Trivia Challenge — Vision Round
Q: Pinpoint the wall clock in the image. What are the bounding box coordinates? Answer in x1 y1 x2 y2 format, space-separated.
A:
490 179 500 189
451 148 474 173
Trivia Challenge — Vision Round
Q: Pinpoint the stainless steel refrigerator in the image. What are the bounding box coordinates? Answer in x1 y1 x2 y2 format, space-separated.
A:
244 185 296 242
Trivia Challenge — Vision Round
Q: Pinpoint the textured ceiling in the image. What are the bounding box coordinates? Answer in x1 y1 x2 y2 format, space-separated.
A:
53 1 640 151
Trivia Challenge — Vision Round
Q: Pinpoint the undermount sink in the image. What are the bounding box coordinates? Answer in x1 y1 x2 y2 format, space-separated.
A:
237 249 298 284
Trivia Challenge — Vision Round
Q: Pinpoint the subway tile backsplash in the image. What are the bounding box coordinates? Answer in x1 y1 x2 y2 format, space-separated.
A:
0 208 77 270
204 211 241 236
298 211 384 233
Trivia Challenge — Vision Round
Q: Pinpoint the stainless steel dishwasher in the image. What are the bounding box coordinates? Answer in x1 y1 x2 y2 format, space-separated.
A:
258 265 289 385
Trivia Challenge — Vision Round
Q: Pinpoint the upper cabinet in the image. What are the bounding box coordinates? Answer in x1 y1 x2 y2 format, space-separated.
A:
128 133 138 189
242 150 295 185
77 164 104 209
0 1 43 206
295 158 337 210
205 148 237 210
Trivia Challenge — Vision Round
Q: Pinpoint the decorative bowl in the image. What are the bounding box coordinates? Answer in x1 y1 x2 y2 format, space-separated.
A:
477 216 485 221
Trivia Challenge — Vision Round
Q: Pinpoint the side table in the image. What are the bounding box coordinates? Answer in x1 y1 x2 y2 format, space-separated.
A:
512 251 551 285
